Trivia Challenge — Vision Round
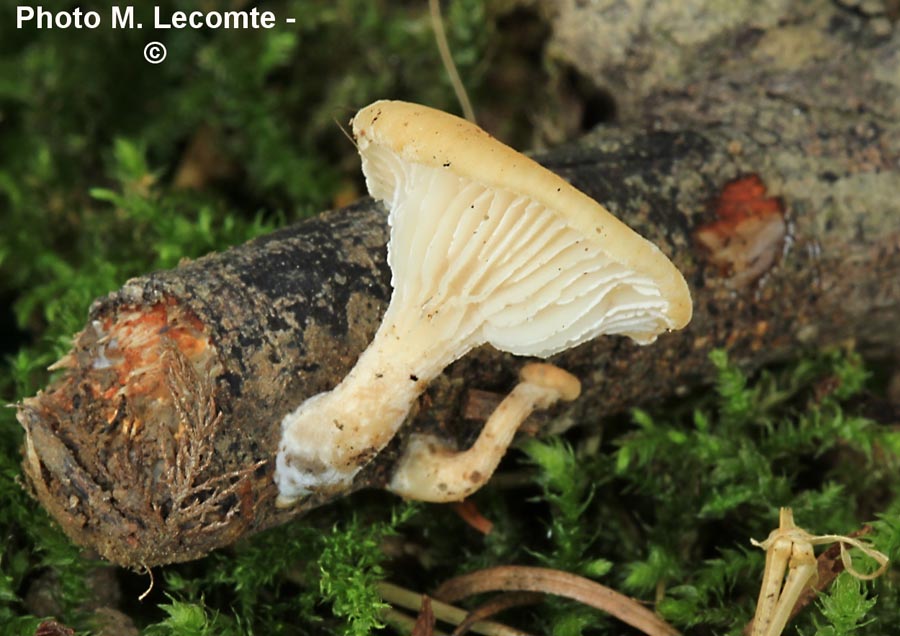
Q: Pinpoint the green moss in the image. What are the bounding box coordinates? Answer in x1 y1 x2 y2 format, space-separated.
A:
812 574 878 636
316 505 418 635
143 598 241 636
521 437 608 577
130 501 417 635
609 349 896 633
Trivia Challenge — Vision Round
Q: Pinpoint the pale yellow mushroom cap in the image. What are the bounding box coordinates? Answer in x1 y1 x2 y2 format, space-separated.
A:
519 362 582 402
352 99 692 349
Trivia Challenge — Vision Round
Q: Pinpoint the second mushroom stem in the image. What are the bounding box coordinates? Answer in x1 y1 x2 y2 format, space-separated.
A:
388 363 581 502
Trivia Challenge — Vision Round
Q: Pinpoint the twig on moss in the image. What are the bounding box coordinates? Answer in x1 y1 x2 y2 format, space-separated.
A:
450 592 543 636
382 607 449 636
434 566 680 636
378 582 532 636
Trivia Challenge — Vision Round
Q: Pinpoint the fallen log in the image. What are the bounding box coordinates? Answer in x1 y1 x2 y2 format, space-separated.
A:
17 4 900 568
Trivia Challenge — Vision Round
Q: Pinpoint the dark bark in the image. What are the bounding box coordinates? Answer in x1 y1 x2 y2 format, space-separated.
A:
17 2 900 568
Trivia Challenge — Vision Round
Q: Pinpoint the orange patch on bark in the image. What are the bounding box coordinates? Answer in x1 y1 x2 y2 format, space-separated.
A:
695 174 787 287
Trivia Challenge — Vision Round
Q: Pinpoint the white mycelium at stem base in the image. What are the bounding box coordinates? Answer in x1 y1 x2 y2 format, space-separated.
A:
274 100 692 506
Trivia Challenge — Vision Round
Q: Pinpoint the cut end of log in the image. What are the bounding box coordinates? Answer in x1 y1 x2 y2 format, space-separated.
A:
18 297 271 568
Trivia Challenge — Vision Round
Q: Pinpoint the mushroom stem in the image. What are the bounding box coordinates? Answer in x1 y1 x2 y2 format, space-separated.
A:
275 301 472 506
387 363 581 502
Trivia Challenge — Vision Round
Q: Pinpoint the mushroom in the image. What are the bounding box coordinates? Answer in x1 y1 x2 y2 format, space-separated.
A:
274 100 692 507
388 362 581 502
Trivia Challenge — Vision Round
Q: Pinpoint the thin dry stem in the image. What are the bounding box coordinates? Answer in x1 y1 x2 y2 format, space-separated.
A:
429 0 475 123
382 607 450 636
451 593 543 636
748 508 889 636
333 116 359 151
378 582 532 636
